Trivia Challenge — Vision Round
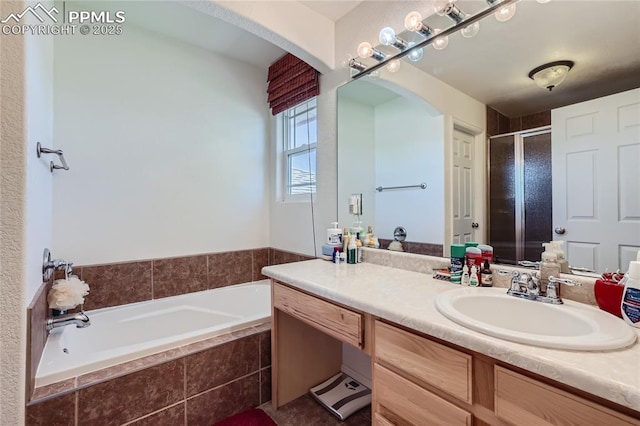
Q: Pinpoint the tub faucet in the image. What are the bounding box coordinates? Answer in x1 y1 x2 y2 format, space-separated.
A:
46 311 90 331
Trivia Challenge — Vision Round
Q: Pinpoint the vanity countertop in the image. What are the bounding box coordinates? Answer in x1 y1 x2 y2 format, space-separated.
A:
262 259 640 412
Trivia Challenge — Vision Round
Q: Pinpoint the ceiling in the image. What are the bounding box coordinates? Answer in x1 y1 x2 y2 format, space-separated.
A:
367 0 640 117
83 1 640 117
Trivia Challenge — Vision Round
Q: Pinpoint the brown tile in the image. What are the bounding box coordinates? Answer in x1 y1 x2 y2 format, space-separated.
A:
521 110 551 130
186 373 260 426
185 334 259 397
153 255 207 299
260 394 371 426
270 249 314 266
259 330 271 368
252 248 269 281
377 238 392 250
407 242 444 257
208 251 252 289
81 261 152 310
128 402 185 426
78 360 184 426
31 378 76 402
498 112 510 134
260 368 272 405
26 392 76 426
26 278 51 402
509 117 522 132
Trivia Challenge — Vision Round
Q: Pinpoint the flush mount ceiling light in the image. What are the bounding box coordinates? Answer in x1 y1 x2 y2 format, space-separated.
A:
528 60 574 91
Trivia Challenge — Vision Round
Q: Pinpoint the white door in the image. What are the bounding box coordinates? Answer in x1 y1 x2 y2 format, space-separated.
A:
552 88 640 272
452 128 475 244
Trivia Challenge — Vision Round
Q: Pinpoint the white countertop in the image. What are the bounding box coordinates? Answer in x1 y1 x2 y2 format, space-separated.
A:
263 259 640 412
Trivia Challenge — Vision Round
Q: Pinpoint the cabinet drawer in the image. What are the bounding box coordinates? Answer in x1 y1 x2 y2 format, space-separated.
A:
375 320 472 403
374 363 472 426
495 366 640 426
373 412 395 426
273 282 363 348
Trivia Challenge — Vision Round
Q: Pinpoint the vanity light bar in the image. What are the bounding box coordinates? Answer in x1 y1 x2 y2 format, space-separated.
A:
350 0 521 79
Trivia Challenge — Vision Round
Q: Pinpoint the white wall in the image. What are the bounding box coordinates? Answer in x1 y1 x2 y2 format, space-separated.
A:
374 98 444 244
336 97 375 234
52 25 270 265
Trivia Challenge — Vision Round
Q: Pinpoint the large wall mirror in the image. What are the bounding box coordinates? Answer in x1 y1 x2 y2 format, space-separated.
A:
337 0 640 274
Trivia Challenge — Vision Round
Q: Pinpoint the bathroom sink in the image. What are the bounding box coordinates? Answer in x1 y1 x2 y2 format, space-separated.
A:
435 287 637 351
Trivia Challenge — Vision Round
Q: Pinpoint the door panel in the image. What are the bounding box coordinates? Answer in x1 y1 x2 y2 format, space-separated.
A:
452 129 475 245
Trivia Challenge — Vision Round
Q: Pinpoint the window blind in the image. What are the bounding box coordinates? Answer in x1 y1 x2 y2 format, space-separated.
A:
267 53 320 116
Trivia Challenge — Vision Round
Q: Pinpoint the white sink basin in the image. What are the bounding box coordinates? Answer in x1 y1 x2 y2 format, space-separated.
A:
435 287 637 351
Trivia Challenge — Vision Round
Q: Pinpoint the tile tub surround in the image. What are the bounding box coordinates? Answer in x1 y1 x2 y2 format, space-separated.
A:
26 247 310 402
376 239 444 257
26 325 272 426
262 260 640 411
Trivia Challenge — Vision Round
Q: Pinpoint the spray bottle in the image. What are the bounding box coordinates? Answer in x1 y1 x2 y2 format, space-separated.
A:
621 251 640 328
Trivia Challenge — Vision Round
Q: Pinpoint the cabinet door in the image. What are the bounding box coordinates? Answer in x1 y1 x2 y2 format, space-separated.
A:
374 363 472 426
495 366 640 426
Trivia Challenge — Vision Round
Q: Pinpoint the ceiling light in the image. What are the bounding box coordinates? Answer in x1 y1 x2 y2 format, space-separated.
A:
407 43 424 62
357 42 386 61
387 60 401 73
379 27 408 50
432 29 449 51
528 60 574 91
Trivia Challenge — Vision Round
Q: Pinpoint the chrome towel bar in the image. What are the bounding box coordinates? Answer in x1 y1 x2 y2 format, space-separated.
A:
37 142 69 172
376 182 427 192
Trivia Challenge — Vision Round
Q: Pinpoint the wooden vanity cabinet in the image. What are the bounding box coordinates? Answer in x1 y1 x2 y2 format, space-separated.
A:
270 281 640 425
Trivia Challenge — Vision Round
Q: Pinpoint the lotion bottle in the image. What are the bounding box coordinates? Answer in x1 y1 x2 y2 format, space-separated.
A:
621 256 640 328
461 265 470 286
469 266 480 287
540 244 560 290
347 233 357 264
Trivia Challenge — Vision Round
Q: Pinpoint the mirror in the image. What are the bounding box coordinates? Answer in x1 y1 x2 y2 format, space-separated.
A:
337 80 445 256
337 1 640 274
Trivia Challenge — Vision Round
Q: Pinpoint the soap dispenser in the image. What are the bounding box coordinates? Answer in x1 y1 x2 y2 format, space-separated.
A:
540 243 560 291
621 252 640 328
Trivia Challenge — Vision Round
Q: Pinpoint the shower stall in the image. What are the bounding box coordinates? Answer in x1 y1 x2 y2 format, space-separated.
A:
488 127 552 264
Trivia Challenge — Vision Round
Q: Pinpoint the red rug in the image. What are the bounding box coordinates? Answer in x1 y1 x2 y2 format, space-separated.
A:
213 409 277 426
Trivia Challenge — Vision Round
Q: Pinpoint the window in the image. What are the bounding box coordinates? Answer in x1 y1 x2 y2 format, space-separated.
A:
282 98 317 196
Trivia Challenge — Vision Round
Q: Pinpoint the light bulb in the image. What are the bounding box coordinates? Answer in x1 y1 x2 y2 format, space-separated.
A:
379 27 396 46
432 29 449 51
495 3 516 22
357 42 373 58
357 41 386 61
461 21 479 38
387 60 401 73
407 43 424 62
433 0 453 15
404 11 423 32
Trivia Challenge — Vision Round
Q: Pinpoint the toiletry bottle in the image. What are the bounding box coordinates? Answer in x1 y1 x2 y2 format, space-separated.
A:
347 233 357 264
469 266 480 287
363 225 373 247
481 259 493 287
327 222 342 245
450 244 466 285
477 244 494 264
342 228 350 253
621 257 640 328
356 236 363 263
461 265 470 286
552 241 570 274
540 244 560 291
465 244 482 270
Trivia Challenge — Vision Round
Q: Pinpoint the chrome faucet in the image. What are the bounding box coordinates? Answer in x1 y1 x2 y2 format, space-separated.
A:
499 270 580 305
46 311 90 331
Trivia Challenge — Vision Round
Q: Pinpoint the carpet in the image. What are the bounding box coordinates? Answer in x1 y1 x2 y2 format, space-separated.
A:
213 409 278 426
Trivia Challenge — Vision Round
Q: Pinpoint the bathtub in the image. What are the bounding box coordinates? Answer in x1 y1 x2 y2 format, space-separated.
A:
36 281 271 388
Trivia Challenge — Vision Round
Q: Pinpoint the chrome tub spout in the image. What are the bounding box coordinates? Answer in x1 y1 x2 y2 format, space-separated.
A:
46 311 91 331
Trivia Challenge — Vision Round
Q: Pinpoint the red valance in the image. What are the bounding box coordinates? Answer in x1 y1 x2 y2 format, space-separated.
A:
267 53 320 115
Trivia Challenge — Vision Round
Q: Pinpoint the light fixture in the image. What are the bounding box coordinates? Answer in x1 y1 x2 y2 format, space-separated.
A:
487 0 517 22
404 11 435 38
406 43 424 62
433 29 449 51
379 27 408 50
528 60 574 91
357 42 386 61
387 59 402 73
348 0 519 77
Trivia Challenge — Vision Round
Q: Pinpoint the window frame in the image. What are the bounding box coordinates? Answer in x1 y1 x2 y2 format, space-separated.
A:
281 98 318 201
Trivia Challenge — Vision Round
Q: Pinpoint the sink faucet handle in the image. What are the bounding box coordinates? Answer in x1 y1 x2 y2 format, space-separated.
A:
548 276 581 287
546 276 582 303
